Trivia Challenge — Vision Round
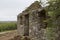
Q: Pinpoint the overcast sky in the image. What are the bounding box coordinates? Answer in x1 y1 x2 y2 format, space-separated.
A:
0 0 49 21
0 0 36 21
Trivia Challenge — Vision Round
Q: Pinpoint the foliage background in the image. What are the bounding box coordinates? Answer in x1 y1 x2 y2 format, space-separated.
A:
45 0 60 40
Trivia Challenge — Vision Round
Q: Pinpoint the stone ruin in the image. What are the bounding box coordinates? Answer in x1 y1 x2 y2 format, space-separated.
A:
17 1 60 40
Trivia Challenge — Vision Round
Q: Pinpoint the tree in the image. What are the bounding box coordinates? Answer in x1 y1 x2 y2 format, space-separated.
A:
46 0 60 40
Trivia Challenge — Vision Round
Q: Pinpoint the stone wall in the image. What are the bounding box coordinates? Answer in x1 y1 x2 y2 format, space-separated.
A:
17 9 47 40
17 15 24 35
29 9 46 40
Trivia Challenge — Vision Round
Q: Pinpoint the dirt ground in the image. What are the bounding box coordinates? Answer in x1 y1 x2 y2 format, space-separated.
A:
0 30 18 40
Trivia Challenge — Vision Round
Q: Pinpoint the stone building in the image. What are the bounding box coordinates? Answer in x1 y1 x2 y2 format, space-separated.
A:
17 1 47 40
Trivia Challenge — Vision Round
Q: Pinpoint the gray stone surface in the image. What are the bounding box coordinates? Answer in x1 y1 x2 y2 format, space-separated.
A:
17 1 47 40
17 9 46 40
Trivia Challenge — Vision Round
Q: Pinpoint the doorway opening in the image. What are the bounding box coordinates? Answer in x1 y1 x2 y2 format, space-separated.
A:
24 14 29 36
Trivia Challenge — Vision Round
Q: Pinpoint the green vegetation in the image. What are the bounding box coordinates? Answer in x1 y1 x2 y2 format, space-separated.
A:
0 21 17 32
45 0 60 40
